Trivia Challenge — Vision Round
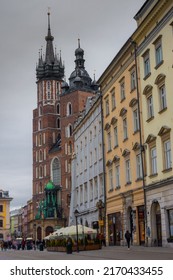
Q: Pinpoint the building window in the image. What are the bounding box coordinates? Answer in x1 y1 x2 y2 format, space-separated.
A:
111 89 116 110
154 37 163 67
80 185 83 205
168 209 173 237
133 108 139 132
136 154 142 179
143 50 151 78
52 158 61 185
123 118 128 140
105 97 110 116
94 177 98 199
115 165 120 188
164 140 172 170
130 68 136 91
84 183 88 203
57 104 60 115
39 105 43 116
150 146 157 175
108 168 113 191
159 84 167 111
107 131 112 152
0 205 3 212
0 220 3 227
90 180 93 201
125 159 131 184
67 102 72 116
120 80 125 101
113 126 118 147
57 118 61 128
147 95 154 119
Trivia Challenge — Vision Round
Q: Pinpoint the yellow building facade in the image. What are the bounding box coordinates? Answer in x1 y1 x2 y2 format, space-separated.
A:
98 38 145 246
0 189 13 241
132 0 173 247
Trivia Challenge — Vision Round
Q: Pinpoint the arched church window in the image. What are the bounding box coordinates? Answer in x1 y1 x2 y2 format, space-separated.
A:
39 106 43 116
52 158 61 186
57 118 61 129
67 102 72 116
57 104 60 115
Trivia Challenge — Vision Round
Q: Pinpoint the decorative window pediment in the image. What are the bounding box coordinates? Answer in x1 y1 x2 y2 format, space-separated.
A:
111 117 117 125
158 126 171 136
122 149 130 157
132 142 140 151
143 85 153 95
113 155 120 162
155 73 166 85
106 159 112 166
145 134 156 144
129 98 138 107
104 122 111 131
119 107 127 117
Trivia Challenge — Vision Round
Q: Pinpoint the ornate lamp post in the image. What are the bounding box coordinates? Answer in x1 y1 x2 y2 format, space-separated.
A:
74 209 79 252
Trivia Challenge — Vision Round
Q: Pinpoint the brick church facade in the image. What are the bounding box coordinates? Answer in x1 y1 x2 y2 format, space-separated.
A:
32 12 98 240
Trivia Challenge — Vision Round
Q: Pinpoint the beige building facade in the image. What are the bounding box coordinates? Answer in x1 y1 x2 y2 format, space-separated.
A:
132 0 173 247
98 38 145 245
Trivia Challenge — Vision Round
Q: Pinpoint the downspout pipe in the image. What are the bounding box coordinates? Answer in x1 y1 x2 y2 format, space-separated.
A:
131 40 148 246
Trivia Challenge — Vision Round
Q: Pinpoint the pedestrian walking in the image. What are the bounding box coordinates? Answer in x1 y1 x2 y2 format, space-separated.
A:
125 230 131 250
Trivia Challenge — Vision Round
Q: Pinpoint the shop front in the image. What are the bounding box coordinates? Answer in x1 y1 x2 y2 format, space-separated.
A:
108 212 122 246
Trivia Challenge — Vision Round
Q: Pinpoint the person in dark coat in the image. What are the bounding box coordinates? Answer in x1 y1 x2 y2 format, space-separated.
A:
125 230 131 250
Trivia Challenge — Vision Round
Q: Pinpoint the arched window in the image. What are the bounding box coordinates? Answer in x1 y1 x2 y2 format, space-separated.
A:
57 104 60 115
39 105 43 116
52 158 61 186
57 118 61 129
67 102 72 116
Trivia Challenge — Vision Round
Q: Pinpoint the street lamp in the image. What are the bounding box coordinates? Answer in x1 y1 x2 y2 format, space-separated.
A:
74 209 79 252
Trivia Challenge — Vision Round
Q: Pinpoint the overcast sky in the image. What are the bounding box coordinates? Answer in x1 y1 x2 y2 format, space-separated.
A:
0 0 145 210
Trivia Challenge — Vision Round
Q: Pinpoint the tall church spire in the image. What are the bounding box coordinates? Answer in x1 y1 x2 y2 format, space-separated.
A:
45 10 54 64
36 11 64 80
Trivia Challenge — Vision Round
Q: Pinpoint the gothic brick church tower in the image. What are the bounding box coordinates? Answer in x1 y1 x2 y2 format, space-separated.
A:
32 12 98 240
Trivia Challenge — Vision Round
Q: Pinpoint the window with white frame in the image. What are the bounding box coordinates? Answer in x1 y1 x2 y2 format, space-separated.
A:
113 126 118 147
133 108 139 132
90 180 93 201
130 68 136 91
115 165 120 188
147 95 154 119
107 131 112 151
94 177 98 199
150 146 157 175
136 153 142 179
120 80 125 101
84 182 88 203
159 84 167 111
123 118 128 140
125 159 131 184
143 50 150 78
111 88 116 110
80 185 83 205
108 167 113 191
105 97 110 116
154 37 163 67
164 139 172 170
